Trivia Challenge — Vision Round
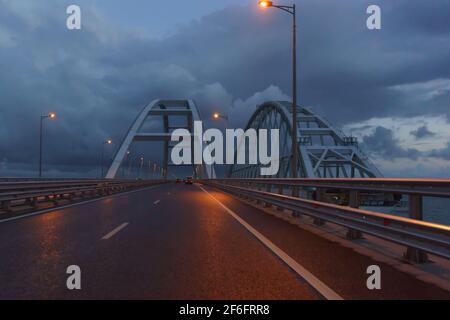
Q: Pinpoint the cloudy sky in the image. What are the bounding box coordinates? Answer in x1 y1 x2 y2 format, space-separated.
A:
0 0 449 178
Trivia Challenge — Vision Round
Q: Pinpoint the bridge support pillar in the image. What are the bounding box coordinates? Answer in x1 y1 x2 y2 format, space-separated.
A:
346 191 363 240
404 195 428 263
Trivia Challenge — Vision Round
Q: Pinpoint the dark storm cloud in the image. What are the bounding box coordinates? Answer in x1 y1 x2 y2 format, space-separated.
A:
362 127 420 160
0 0 449 176
430 143 450 161
411 125 436 139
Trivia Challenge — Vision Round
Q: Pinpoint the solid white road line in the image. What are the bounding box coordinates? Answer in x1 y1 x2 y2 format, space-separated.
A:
0 185 164 224
198 185 343 301
153 200 160 205
101 223 129 240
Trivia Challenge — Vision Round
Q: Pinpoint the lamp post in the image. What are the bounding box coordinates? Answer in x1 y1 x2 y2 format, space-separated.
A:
212 112 229 129
124 150 131 178
258 1 298 178
148 160 153 180
138 156 144 179
121 150 131 178
100 139 113 178
212 112 230 177
39 112 56 178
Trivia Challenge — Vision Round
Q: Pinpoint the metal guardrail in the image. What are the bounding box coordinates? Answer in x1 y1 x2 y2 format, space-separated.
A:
212 178 450 197
0 178 97 182
0 179 167 213
202 179 450 263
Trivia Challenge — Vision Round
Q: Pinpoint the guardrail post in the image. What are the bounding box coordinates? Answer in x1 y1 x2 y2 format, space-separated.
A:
246 182 253 199
313 189 326 226
31 197 39 209
404 194 428 263
236 182 245 199
256 184 262 205
346 191 363 240
2 200 11 212
264 184 272 207
290 185 301 217
276 185 284 211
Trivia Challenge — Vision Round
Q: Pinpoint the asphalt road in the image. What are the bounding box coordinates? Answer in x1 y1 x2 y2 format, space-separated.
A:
0 183 448 300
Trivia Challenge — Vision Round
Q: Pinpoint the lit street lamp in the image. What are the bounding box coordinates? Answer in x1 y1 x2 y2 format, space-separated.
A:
258 1 299 178
212 112 229 128
39 112 56 178
100 139 113 178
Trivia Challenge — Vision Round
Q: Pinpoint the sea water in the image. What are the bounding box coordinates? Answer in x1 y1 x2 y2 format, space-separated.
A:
362 197 450 225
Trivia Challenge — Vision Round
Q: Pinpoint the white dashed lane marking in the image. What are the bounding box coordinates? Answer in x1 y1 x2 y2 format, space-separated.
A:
102 223 129 240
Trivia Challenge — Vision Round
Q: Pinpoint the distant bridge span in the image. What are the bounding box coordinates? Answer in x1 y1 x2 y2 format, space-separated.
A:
106 99 381 180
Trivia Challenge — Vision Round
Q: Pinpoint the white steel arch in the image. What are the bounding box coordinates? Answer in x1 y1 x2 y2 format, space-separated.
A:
228 101 382 179
106 99 215 179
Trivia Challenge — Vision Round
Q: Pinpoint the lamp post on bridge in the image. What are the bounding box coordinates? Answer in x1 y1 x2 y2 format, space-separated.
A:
39 112 56 178
124 150 131 178
258 1 299 178
100 139 113 179
138 156 144 179
212 112 229 177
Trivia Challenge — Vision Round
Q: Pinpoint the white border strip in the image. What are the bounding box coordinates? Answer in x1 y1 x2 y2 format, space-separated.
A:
198 185 343 300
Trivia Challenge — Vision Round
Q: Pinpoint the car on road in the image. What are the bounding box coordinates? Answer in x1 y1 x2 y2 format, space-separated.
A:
184 176 193 185
176 178 182 183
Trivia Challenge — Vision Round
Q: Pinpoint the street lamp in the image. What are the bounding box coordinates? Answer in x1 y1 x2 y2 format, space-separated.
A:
100 139 113 178
258 1 273 7
212 112 229 128
39 112 56 178
258 1 299 179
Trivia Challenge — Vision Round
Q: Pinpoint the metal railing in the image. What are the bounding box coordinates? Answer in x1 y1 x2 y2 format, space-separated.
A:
201 178 450 263
0 179 168 214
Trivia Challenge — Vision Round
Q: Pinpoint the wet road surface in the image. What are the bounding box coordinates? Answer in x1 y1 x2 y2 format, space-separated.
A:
0 183 448 299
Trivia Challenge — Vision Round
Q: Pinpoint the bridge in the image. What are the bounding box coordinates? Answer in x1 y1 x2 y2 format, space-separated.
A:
0 99 449 300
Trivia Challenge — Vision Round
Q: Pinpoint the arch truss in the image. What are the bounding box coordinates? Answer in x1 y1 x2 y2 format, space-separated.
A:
106 99 215 179
228 101 382 179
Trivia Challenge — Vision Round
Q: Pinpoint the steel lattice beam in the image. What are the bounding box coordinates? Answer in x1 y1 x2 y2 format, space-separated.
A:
228 101 382 179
